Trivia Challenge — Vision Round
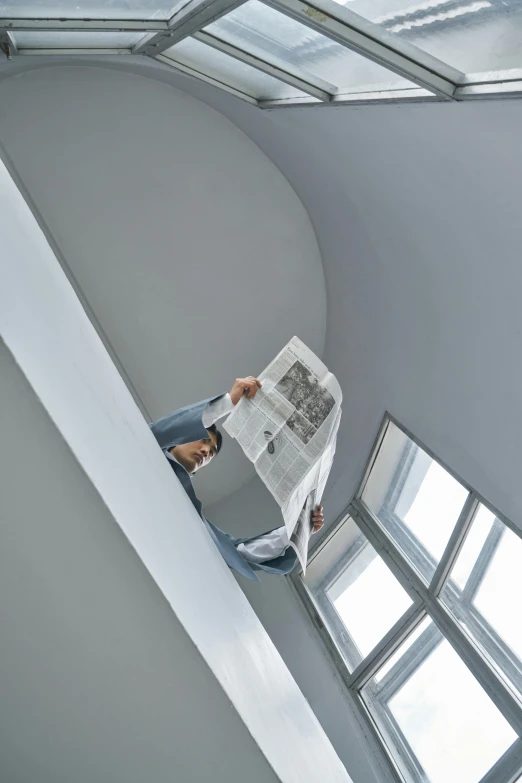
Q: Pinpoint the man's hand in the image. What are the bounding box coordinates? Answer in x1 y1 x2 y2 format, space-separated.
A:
229 376 262 406
312 505 324 534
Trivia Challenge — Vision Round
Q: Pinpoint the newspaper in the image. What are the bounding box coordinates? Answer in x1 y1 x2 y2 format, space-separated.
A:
223 337 342 571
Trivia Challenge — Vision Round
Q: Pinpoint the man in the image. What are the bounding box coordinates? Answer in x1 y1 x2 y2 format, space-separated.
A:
150 376 324 582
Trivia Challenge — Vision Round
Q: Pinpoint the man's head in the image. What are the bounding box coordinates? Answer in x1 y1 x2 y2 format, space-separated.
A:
170 424 223 475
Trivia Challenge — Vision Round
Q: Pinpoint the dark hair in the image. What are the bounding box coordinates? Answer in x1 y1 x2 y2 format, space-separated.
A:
207 424 223 455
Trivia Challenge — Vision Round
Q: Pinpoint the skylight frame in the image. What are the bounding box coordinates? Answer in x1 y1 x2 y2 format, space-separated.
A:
1 0 521 107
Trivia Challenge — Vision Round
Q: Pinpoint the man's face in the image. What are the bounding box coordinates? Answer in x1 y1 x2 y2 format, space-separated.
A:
170 431 219 475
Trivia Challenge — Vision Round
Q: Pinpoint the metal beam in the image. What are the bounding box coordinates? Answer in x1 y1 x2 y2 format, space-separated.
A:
462 519 504 603
194 30 334 100
260 87 439 108
0 30 16 58
347 604 426 691
17 48 131 56
261 0 459 98
461 67 522 86
0 18 167 31
429 493 479 597
133 0 248 56
478 739 522 783
6 31 17 55
457 80 522 100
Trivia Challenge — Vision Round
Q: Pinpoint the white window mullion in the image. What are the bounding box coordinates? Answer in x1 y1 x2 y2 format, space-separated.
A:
426 596 522 736
348 688 407 783
478 738 522 783
429 492 480 596
0 18 165 31
351 498 427 599
347 603 426 690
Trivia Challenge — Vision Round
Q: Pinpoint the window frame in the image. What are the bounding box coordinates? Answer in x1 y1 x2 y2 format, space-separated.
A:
289 412 522 783
2 0 522 108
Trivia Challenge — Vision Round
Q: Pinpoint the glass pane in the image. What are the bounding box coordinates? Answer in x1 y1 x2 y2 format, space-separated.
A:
474 527 522 658
305 515 362 587
0 1 182 21
361 421 468 582
329 0 522 75
442 506 522 701
326 541 413 658
163 37 312 101
12 31 145 48
362 620 516 783
303 517 412 670
205 0 416 93
451 504 495 590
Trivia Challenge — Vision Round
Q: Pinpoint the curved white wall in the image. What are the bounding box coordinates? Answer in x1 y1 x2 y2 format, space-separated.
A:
0 63 325 506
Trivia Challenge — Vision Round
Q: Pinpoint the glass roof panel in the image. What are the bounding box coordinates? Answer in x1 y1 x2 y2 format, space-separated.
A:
12 31 145 48
0 1 182 21
205 0 417 92
163 37 315 101
330 0 522 75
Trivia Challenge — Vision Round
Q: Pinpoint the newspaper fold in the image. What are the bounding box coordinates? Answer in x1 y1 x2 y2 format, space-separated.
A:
224 337 342 571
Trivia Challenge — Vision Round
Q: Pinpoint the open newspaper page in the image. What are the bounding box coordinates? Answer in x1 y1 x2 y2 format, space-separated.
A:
288 493 316 574
286 406 341 570
223 336 342 569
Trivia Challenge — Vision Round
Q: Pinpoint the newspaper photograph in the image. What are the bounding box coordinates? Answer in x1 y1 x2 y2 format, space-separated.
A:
224 336 342 570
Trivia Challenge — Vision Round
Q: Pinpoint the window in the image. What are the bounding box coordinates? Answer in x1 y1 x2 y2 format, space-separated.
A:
292 415 522 783
2 0 522 108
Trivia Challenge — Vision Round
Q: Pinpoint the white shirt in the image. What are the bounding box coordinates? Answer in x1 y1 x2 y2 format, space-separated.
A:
203 394 289 564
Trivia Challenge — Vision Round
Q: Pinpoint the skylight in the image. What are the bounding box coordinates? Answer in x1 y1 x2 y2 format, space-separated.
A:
1 0 521 107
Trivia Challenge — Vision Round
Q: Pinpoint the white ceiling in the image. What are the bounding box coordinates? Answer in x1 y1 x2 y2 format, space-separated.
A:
0 61 325 507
